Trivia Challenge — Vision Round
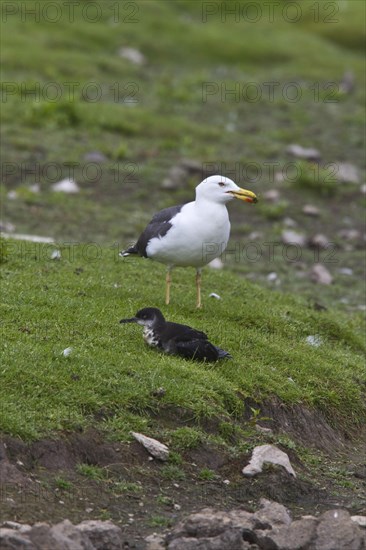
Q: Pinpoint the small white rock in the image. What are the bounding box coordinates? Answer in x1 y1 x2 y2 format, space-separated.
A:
243 444 296 478
282 230 306 247
7 190 18 200
51 249 61 260
118 47 146 65
306 335 322 347
351 515 366 528
52 178 80 194
174 504 181 511
286 144 321 160
29 183 40 193
222 479 230 485
302 204 320 217
209 292 221 300
267 272 277 282
338 267 353 276
310 264 333 285
62 347 73 357
131 432 169 461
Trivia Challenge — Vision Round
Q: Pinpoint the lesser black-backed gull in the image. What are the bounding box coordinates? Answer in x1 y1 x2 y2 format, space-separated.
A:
121 175 257 307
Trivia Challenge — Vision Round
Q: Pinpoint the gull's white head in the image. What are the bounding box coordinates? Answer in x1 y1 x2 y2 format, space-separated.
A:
195 175 258 205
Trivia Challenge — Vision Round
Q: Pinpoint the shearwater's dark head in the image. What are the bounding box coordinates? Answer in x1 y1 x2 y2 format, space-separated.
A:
120 307 165 328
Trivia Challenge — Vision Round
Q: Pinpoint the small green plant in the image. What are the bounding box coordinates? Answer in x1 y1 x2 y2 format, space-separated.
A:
156 493 173 506
76 464 107 481
198 468 217 481
148 515 172 528
170 427 203 450
168 451 183 465
113 481 142 493
160 464 186 481
55 477 73 490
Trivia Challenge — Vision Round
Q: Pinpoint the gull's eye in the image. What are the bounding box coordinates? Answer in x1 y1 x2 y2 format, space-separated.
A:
218 182 225 187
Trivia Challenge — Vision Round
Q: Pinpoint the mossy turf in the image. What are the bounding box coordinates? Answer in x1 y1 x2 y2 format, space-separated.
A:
1 241 365 441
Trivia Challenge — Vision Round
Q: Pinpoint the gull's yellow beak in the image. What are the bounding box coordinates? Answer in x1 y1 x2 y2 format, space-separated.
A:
226 188 258 204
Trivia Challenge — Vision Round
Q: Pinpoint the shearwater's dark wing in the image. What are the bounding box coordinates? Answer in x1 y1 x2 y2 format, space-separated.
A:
161 322 224 362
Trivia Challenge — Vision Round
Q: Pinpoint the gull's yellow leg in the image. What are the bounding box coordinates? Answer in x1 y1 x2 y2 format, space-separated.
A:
165 268 172 305
196 269 202 308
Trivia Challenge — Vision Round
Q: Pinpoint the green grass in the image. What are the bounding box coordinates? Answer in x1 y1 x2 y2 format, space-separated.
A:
0 241 365 442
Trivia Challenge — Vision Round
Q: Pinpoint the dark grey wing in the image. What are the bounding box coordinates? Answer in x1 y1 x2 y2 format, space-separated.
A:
161 322 219 362
135 204 184 257
165 338 220 362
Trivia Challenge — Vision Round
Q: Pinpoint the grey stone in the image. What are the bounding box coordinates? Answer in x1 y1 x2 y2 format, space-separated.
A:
242 445 296 478
308 234 330 250
302 204 320 217
131 432 169 461
271 517 318 549
118 47 146 65
253 499 292 529
286 144 321 161
168 529 246 550
351 516 366 529
263 189 280 202
315 509 363 550
83 151 107 163
336 163 360 184
282 230 306 247
310 264 333 285
28 522 79 550
145 532 165 550
0 529 35 549
52 520 94 550
76 520 122 550
52 178 80 194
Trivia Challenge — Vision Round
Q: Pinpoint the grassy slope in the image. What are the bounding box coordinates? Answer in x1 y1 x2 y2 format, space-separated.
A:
1 241 365 441
0 1 365 443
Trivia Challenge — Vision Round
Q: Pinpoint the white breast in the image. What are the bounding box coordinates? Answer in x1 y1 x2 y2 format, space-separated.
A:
143 327 159 347
146 201 230 267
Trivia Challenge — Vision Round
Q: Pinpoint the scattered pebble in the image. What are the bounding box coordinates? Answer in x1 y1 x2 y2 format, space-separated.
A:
302 204 320 217
263 189 280 202
52 178 80 194
310 264 333 285
83 151 107 163
51 249 61 260
0 220 16 232
222 479 230 485
282 230 306 247
62 347 73 357
209 292 221 300
338 267 353 276
308 234 330 250
118 47 146 65
131 431 169 461
29 183 40 193
282 217 297 228
174 504 181 511
306 335 322 347
338 229 360 241
336 163 360 184
267 272 278 282
286 144 321 161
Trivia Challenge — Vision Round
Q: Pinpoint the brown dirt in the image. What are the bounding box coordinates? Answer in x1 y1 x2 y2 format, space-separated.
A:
1 400 365 547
